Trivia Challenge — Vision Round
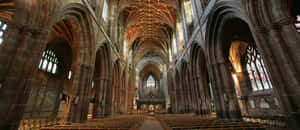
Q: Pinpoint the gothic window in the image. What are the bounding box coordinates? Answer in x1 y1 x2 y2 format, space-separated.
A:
295 15 300 32
183 0 194 25
102 0 108 22
146 75 155 88
246 46 272 91
39 50 59 74
0 21 8 45
92 81 94 88
67 71 72 80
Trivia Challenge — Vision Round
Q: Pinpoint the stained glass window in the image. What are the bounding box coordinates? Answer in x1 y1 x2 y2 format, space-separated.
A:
296 15 300 32
0 21 8 45
39 50 59 74
246 46 272 91
146 75 155 88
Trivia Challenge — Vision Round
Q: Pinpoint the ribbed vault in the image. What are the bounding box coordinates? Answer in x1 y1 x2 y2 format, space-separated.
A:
118 0 178 65
139 64 161 80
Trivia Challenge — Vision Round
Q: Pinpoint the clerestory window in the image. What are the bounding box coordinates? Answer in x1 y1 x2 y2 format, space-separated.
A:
183 0 194 25
102 0 108 22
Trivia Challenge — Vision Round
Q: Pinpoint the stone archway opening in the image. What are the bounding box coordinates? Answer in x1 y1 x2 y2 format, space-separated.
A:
88 45 110 119
220 18 280 123
20 19 77 128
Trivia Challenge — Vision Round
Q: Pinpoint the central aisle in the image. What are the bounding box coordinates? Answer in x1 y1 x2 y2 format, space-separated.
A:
139 116 164 130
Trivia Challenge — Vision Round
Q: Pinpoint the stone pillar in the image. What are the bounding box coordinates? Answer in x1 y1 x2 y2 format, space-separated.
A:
235 71 250 116
184 72 192 113
218 62 242 121
176 78 183 113
101 78 109 116
181 74 188 113
0 24 49 130
104 79 112 116
254 28 300 128
200 70 212 116
209 64 228 120
197 74 207 116
172 77 178 113
68 64 93 123
245 1 300 128
189 72 196 113
93 77 109 118
110 82 116 114
192 75 200 115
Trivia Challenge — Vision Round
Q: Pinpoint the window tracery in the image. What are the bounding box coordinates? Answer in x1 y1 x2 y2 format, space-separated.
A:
146 75 155 88
39 50 59 74
246 46 272 91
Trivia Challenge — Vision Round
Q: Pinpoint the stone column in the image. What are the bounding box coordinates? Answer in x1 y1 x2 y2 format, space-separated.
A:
254 28 300 128
218 62 242 121
0 24 49 129
176 78 183 113
189 72 196 113
104 79 112 116
200 70 212 116
245 1 300 128
196 74 205 116
93 77 109 118
101 77 109 116
193 75 201 115
209 64 228 120
68 64 93 123
235 71 250 116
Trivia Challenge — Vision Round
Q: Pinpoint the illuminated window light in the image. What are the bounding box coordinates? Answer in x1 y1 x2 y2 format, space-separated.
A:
146 75 155 88
39 50 59 74
123 40 127 57
52 64 57 74
232 74 238 83
68 71 72 80
2 24 7 30
183 0 194 24
296 15 300 32
102 0 108 22
0 21 8 45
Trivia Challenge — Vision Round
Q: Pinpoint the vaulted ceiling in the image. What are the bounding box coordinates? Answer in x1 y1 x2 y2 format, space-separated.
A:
118 0 179 65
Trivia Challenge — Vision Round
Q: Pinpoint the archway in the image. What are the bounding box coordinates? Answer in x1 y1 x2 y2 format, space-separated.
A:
205 4 247 121
190 44 214 116
90 44 111 119
136 63 165 113
23 35 73 121
111 60 121 115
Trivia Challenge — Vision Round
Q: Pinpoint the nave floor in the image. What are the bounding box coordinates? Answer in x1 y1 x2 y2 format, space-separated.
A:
40 114 284 130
